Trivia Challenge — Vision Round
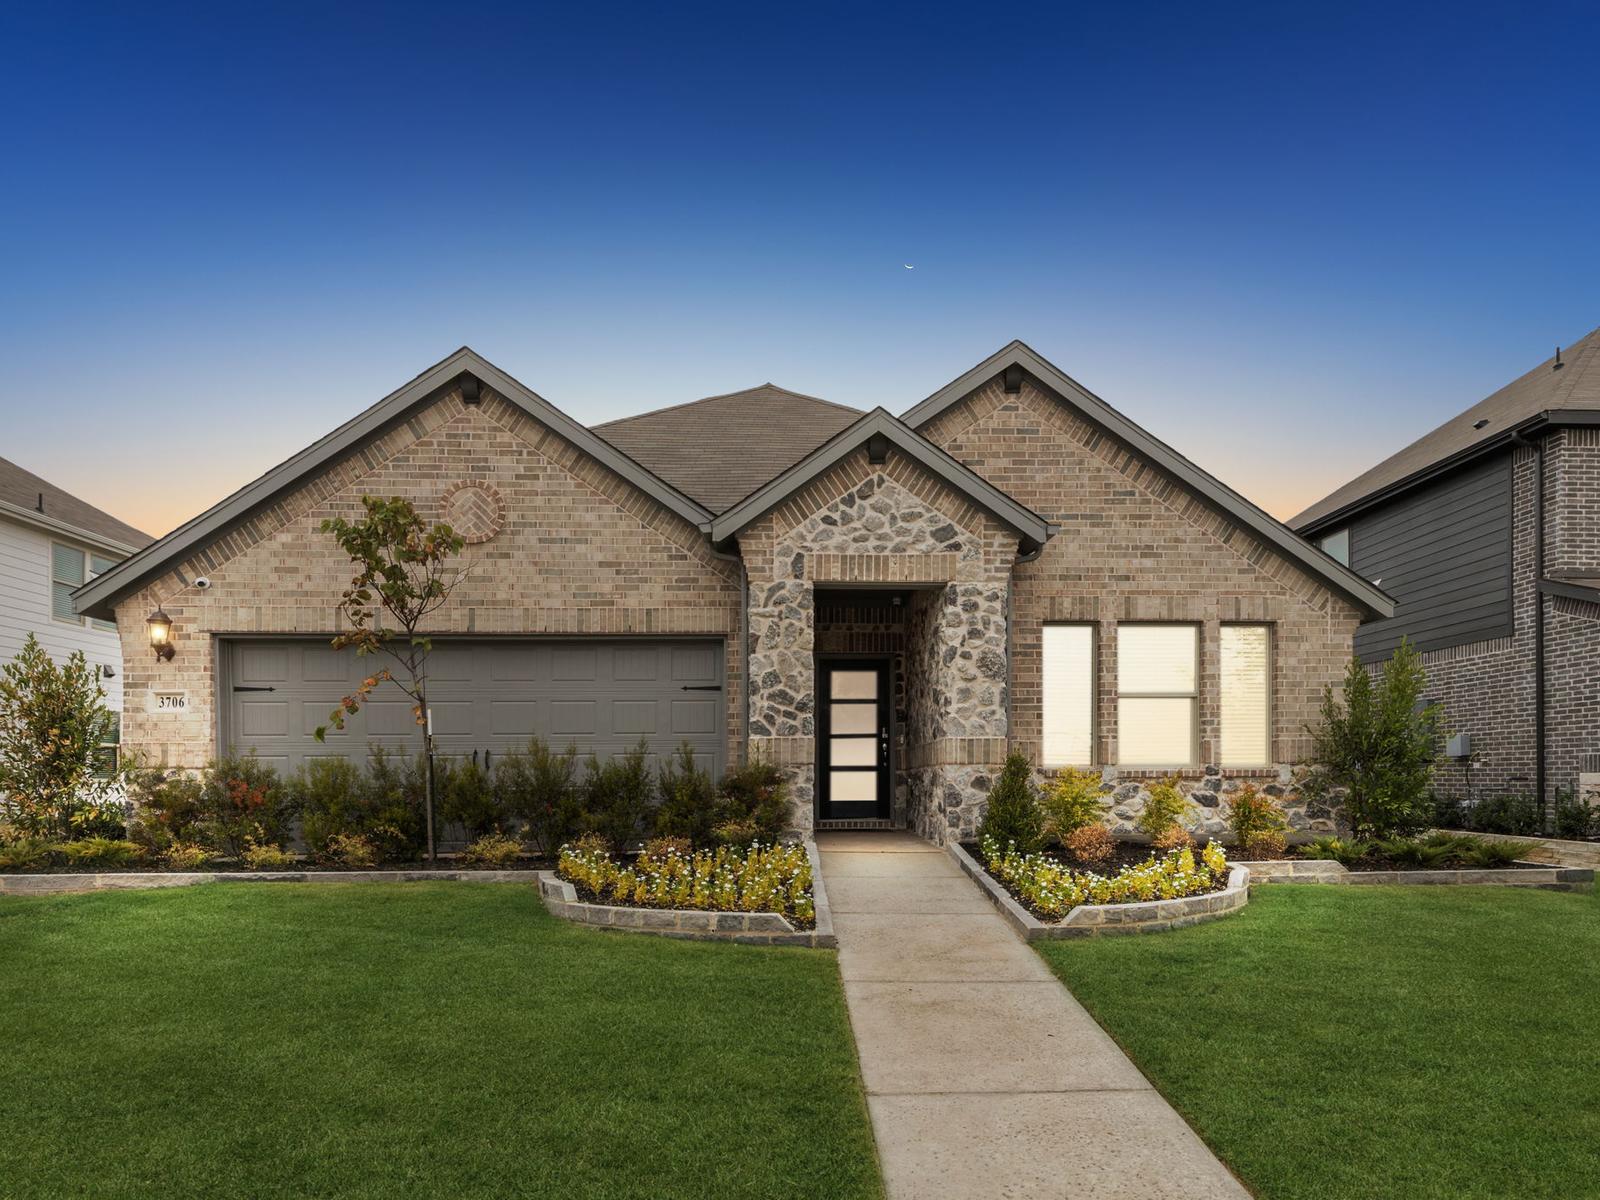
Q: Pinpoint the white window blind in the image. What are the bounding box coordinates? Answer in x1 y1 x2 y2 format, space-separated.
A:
1117 624 1197 766
1220 625 1271 766
1042 625 1094 766
51 544 84 623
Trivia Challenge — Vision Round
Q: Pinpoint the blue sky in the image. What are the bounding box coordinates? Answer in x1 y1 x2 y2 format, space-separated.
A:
3 0 1597 536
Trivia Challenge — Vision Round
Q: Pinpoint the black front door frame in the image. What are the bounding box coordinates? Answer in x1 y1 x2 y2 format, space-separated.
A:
816 653 893 822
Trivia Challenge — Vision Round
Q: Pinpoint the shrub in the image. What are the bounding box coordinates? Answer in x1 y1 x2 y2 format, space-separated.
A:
316 831 377 869
1240 831 1288 859
558 840 815 926
1137 776 1187 843
359 747 428 859
1297 835 1366 866
125 763 206 853
581 740 654 854
1061 823 1115 867
293 751 424 862
977 750 1044 854
1151 825 1193 853
1552 789 1595 840
1305 639 1442 839
654 743 719 846
242 839 294 871
459 832 523 867
497 738 580 857
1227 783 1288 848
1039 768 1106 845
440 756 505 840
982 835 1229 918
162 842 212 870
54 838 143 868
198 753 292 857
642 835 693 862
1469 793 1540 836
715 755 790 842
710 818 760 849
0 837 51 870
1431 790 1467 831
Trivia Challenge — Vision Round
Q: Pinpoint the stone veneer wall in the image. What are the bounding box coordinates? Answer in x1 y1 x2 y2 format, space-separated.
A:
112 384 745 770
916 372 1367 807
738 448 1018 837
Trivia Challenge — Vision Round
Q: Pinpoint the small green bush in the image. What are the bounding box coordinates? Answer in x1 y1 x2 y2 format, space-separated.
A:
54 838 144 868
440 756 504 840
0 837 51 870
198 752 292 857
1137 776 1187 842
1552 789 1595 840
125 763 206 854
293 750 425 862
976 751 1044 854
1469 793 1540 836
1298 835 1367 866
1227 783 1289 856
654 743 719 846
716 754 789 842
1039 768 1106 845
496 737 580 856
161 842 213 870
582 740 654 854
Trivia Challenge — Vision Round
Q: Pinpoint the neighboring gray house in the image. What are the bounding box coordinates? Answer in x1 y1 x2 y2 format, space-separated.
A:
0 457 153 716
1293 326 1600 812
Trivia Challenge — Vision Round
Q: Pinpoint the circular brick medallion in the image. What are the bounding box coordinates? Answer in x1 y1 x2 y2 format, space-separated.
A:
440 480 505 544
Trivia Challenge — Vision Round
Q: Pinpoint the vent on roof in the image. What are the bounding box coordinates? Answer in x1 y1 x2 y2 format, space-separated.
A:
1554 346 1564 371
1473 418 1490 430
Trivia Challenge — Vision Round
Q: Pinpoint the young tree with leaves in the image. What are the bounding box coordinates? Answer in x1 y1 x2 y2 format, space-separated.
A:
315 495 466 864
0 634 119 838
1304 638 1443 840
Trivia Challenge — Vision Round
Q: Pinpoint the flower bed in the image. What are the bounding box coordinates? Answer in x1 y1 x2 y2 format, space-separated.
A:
556 840 816 928
978 835 1230 920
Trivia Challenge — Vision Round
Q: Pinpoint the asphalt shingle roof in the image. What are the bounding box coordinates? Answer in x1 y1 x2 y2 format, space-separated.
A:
1292 325 1600 531
592 384 863 513
0 456 153 549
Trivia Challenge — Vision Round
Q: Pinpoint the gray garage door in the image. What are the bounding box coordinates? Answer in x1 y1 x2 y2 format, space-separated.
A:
220 638 725 778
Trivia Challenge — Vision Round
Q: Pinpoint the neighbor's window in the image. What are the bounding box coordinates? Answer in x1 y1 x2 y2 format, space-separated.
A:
50 543 84 623
88 554 117 632
1318 528 1350 566
1042 624 1094 766
1220 624 1271 767
1116 624 1197 766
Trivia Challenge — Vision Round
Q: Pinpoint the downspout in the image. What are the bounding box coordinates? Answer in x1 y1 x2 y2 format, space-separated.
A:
708 538 750 764
1513 433 1547 819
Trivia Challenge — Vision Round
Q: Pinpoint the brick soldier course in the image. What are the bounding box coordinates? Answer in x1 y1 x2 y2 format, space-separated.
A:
78 342 1392 845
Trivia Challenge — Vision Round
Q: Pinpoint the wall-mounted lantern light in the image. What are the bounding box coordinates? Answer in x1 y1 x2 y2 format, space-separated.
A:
147 609 175 661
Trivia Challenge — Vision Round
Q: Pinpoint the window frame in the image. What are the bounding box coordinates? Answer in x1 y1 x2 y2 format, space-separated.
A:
50 543 118 631
1114 621 1200 769
1040 622 1097 768
1218 622 1273 769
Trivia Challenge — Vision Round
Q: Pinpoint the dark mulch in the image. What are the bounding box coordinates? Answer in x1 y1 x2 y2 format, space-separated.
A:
0 857 558 875
962 840 1195 874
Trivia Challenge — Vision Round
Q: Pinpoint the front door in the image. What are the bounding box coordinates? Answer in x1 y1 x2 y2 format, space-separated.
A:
818 658 891 821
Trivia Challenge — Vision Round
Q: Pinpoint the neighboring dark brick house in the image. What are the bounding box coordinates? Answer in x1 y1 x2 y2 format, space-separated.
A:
1293 327 1600 814
77 342 1391 844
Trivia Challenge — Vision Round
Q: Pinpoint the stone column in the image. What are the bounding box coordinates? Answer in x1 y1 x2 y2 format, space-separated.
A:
746 579 815 833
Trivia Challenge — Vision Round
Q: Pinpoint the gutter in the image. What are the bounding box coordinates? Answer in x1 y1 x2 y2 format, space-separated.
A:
1 498 144 561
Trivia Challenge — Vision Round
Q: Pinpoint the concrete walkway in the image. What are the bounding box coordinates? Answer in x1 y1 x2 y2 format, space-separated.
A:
817 831 1249 1200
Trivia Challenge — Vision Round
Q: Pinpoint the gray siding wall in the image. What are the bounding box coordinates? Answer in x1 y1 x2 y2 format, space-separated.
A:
1351 453 1514 661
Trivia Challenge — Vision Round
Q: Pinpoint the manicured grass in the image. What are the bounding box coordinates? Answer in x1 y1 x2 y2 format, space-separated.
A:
1037 885 1600 1200
0 884 881 1199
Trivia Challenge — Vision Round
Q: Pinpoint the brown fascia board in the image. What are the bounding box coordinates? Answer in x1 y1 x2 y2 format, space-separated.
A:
709 407 1054 550
73 348 715 621
1293 409 1600 538
903 340 1396 619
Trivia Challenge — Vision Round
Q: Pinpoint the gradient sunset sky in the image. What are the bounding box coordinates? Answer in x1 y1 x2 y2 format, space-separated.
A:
3 1 1597 538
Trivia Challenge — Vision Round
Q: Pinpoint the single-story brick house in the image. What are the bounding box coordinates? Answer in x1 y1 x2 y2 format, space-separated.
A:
75 342 1392 843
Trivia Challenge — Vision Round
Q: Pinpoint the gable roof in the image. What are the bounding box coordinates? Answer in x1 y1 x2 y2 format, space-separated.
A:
593 384 862 513
709 407 1054 550
74 348 714 621
1291 325 1600 533
0 456 152 554
903 340 1395 619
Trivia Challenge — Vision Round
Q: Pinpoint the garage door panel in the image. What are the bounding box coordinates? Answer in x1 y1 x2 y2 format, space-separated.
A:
223 639 724 779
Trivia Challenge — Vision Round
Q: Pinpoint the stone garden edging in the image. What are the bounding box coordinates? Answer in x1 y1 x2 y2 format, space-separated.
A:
1240 859 1594 890
946 840 1252 941
0 869 547 896
533 840 838 949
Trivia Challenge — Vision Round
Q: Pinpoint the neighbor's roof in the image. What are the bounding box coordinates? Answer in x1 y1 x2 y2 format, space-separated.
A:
593 384 863 513
0 456 152 554
1291 325 1600 533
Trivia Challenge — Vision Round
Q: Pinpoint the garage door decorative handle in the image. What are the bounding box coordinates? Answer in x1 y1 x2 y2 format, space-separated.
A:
680 685 722 692
232 685 276 693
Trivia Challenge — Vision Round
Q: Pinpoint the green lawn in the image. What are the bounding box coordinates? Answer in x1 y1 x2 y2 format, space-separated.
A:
1038 885 1600 1200
0 884 881 1200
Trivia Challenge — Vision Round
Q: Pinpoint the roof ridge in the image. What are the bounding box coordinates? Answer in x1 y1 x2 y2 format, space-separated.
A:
593 383 860 430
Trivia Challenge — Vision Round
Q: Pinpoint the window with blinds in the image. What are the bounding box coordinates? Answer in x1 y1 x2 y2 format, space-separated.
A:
1116 624 1197 766
51 543 85 623
1041 624 1094 766
1220 624 1271 766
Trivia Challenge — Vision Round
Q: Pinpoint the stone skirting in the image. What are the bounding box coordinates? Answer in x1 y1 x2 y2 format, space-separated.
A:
0 869 547 896
1240 858 1594 890
947 841 1252 939
532 841 837 948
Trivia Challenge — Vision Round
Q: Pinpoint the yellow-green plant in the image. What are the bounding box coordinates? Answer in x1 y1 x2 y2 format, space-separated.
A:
1228 783 1289 857
460 832 523 868
1137 776 1188 842
557 840 816 927
162 841 212 870
1039 768 1107 845
242 838 294 871
316 831 377 869
981 834 1228 919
